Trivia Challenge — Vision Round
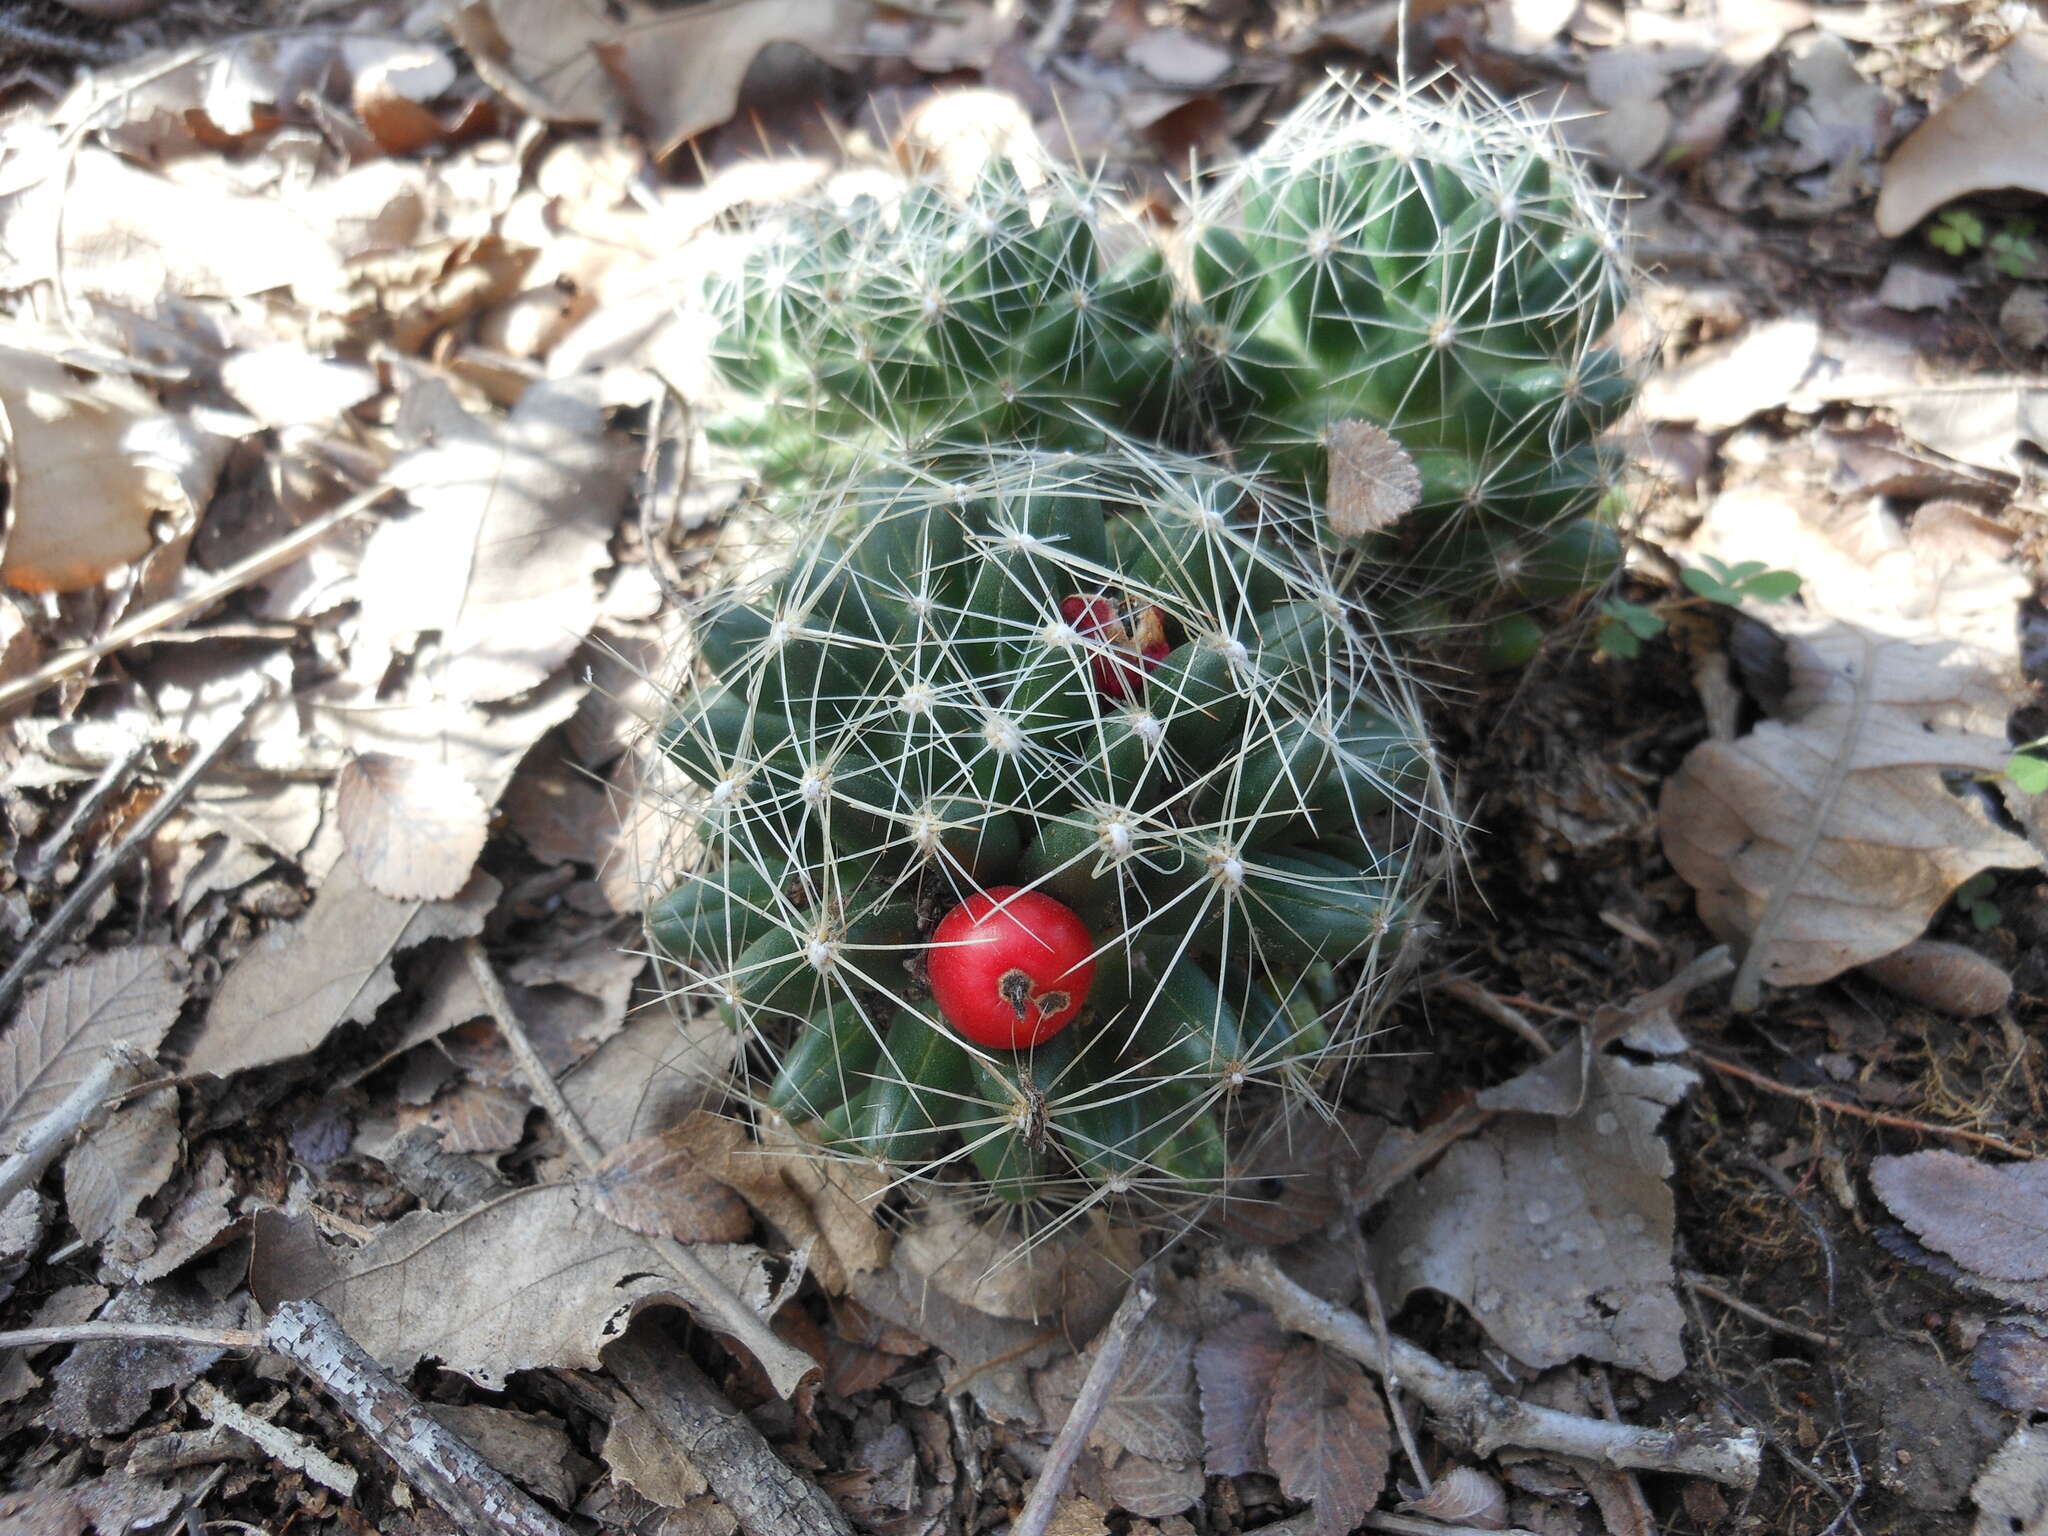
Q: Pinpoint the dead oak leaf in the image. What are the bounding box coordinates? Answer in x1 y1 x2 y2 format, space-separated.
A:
591 1124 756 1244
1872 1150 2048 1283
1264 1339 1390 1536
358 378 625 706
336 752 490 901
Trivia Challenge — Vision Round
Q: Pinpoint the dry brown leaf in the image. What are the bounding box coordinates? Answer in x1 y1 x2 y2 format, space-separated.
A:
1324 420 1420 540
678 1114 889 1292
47 1282 241 1438
1876 22 2048 237
1195 1309 1290 1476
1125 28 1233 88
1094 1315 1203 1465
188 862 499 1079
592 1125 756 1244
451 0 857 156
1377 1053 1696 1380
1264 1340 1390 1536
1041 1497 1112 1536
0 1284 107 1406
1974 1319 2048 1416
603 1395 712 1507
62 1085 180 1246
358 379 625 706
559 1009 735 1154
848 1243 1061 1424
0 947 183 1147
1859 938 2013 1018
1099 1449 1202 1519
1660 493 2040 1004
426 1404 579 1509
0 330 219 593
398 1081 532 1155
1401 1465 1509 1528
897 1197 1141 1327
306 1180 772 1387
1637 317 1820 430
335 752 491 901
1872 1151 2048 1283
129 1145 239 1284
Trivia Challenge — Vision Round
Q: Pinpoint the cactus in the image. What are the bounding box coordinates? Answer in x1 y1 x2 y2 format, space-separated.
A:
649 443 1443 1206
700 80 1635 629
653 79 1637 1209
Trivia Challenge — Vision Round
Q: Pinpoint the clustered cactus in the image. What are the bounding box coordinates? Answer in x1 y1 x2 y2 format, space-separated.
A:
656 80 1635 1208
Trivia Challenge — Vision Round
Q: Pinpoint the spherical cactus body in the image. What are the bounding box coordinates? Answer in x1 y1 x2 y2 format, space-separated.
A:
650 443 1442 1207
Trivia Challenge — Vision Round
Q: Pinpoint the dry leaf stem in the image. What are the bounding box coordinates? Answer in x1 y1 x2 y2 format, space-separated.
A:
0 687 264 1015
1207 1249 1763 1488
606 1324 858 1536
1694 1051 2038 1158
0 1046 150 1213
458 938 820 1398
0 481 391 715
1011 1268 1158 1536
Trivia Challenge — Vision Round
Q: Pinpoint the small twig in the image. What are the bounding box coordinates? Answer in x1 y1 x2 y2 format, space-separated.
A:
1431 975 1554 1055
1695 1052 2037 1159
0 1321 261 1353
460 938 820 1399
0 1046 150 1212
19 734 150 885
1338 1174 1428 1495
0 687 265 1015
1589 1368 1657 1535
189 1379 358 1499
1012 1268 1158 1536
0 482 390 715
265 1301 572 1536
607 1322 858 1536
1208 1249 1761 1488
1683 1272 1835 1352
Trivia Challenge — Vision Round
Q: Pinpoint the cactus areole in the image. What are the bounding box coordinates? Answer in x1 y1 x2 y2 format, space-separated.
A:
930 887 1097 1049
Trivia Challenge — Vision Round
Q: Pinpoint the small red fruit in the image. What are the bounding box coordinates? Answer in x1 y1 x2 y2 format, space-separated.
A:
1060 594 1169 701
929 886 1096 1049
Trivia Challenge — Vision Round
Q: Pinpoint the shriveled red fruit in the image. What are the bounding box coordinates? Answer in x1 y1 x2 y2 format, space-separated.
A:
929 886 1096 1049
1060 594 1169 701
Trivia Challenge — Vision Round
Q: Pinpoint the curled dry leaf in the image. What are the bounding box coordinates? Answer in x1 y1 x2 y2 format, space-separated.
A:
591 1125 756 1244
1858 938 2013 1019
1872 1150 2048 1283
1401 1465 1510 1528
336 752 491 902
1876 22 2048 238
0 329 217 593
1195 1308 1291 1476
1264 1339 1390 1536
1660 493 2040 1006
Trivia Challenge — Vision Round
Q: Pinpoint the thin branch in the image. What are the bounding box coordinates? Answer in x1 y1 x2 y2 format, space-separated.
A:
1207 1249 1762 1488
0 686 265 1015
189 1379 358 1499
1695 1051 2037 1158
459 938 820 1400
0 1321 260 1352
1013 1269 1157 1536
1683 1272 1835 1352
265 1301 573 1536
0 1047 150 1212
0 482 391 716
607 1321 858 1536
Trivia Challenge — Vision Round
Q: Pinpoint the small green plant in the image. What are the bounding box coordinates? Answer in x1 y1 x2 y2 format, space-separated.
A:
2007 750 2048 795
1680 556 1802 605
1952 871 2003 932
1594 597 1666 660
1990 219 2040 279
1926 207 1985 257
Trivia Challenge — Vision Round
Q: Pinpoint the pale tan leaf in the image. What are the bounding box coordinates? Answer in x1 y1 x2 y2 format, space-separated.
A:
591 1125 756 1243
1263 1340 1390 1536
1872 1150 2048 1282
1099 1449 1202 1519
188 862 499 1079
357 378 625 704
336 752 490 901
62 1085 180 1246
218 347 379 430
1095 1316 1203 1465
679 1114 889 1292
1859 939 2013 1018
452 0 857 156
1971 1425 2048 1536
897 1197 1141 1327
603 1397 711 1506
1324 420 1420 540
558 1010 734 1154
130 1144 239 1283
1638 317 1820 430
1125 28 1233 88
308 1181 773 1388
1876 22 2048 238
1661 492 2040 1000
1377 1053 1696 1380
398 1081 532 1155
1040 1497 1111 1536
0 947 183 1146
0 331 217 594
1401 1465 1509 1528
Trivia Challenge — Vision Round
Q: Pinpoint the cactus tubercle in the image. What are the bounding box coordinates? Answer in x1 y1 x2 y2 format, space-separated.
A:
930 887 1097 1049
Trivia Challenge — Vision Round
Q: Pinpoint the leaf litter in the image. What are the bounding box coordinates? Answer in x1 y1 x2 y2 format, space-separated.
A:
0 4 2039 1535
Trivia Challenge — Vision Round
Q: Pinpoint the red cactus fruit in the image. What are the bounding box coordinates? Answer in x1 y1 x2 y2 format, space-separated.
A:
929 886 1096 1049
1060 594 1170 701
